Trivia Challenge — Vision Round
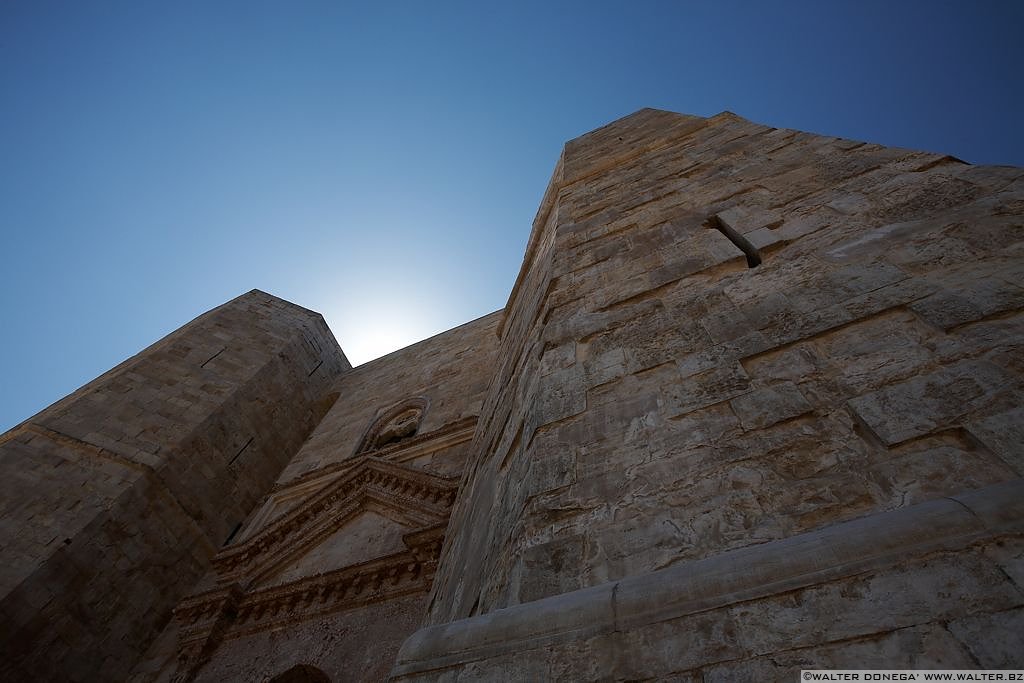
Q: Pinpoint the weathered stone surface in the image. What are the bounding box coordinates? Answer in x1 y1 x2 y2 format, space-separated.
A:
416 108 1024 680
5 108 1024 681
390 481 1024 680
701 625 977 682
130 311 502 681
948 608 1024 669
848 359 1012 446
0 290 347 682
729 381 812 429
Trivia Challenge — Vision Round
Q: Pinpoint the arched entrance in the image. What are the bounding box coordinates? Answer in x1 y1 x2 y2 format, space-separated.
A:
268 664 331 683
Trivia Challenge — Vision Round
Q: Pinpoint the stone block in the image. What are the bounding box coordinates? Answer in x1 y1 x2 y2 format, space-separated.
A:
910 278 1024 330
741 344 819 383
527 367 586 436
517 536 586 604
654 402 743 454
703 624 976 681
525 448 576 499
700 309 749 345
729 382 812 430
715 205 782 234
948 607 1024 668
865 433 1015 509
665 363 751 417
847 359 1012 445
605 610 746 678
969 406 1024 470
581 347 627 388
727 551 1022 656
538 341 575 377
979 534 1024 583
792 261 908 313
826 192 874 216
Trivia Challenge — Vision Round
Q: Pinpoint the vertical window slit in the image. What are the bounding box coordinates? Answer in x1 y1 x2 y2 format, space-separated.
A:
200 346 227 368
228 436 254 465
223 522 243 547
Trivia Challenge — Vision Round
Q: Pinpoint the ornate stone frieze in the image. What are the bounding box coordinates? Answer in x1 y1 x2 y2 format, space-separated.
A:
212 457 457 584
271 416 478 495
175 525 445 645
172 584 243 682
173 452 459 673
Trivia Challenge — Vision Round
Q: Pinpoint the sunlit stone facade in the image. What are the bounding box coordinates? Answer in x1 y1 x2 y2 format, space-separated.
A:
2 109 1022 681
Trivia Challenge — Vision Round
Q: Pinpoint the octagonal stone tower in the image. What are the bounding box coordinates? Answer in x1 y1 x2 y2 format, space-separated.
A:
395 109 1024 679
0 291 348 681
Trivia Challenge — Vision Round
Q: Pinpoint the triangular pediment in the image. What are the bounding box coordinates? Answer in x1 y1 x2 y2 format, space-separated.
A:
213 456 458 585
258 508 410 588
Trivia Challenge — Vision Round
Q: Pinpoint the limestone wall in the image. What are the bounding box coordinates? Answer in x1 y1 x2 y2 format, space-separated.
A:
189 593 428 683
8 108 1023 681
278 310 502 484
414 109 1024 672
395 481 1024 680
0 290 347 681
134 593 429 683
137 310 503 682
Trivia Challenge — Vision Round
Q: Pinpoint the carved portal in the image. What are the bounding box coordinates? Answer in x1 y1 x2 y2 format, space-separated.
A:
269 664 331 683
171 449 459 681
169 399 470 681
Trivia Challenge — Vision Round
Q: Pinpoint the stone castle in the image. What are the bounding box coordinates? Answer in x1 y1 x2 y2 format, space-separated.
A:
1 109 1022 681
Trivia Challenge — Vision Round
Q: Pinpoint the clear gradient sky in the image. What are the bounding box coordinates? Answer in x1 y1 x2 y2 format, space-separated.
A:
1 1 1022 432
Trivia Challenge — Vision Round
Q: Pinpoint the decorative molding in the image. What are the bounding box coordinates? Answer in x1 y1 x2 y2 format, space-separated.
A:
386 418 477 465
172 584 243 683
231 528 444 638
172 477 452 680
271 417 477 494
213 457 457 584
354 397 429 455
175 526 445 644
173 425 469 678
390 479 1024 679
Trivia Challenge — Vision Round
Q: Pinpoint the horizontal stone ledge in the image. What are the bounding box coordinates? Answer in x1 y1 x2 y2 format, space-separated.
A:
390 479 1024 678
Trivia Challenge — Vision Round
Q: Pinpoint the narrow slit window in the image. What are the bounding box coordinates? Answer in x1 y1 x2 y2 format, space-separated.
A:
223 521 243 547
707 214 762 268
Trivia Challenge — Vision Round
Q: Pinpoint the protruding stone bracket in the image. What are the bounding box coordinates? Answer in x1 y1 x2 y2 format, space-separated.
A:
706 213 762 268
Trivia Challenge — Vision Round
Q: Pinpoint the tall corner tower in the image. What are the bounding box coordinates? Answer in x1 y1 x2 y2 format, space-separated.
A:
0 290 349 681
393 108 1024 680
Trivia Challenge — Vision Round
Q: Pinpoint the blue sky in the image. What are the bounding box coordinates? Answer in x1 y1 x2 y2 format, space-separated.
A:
1 1 1022 431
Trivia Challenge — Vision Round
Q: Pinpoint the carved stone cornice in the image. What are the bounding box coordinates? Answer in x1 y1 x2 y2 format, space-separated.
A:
174 455 462 680
212 458 457 585
231 526 445 638
175 585 243 647
272 416 478 494
174 526 446 645
172 584 243 682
